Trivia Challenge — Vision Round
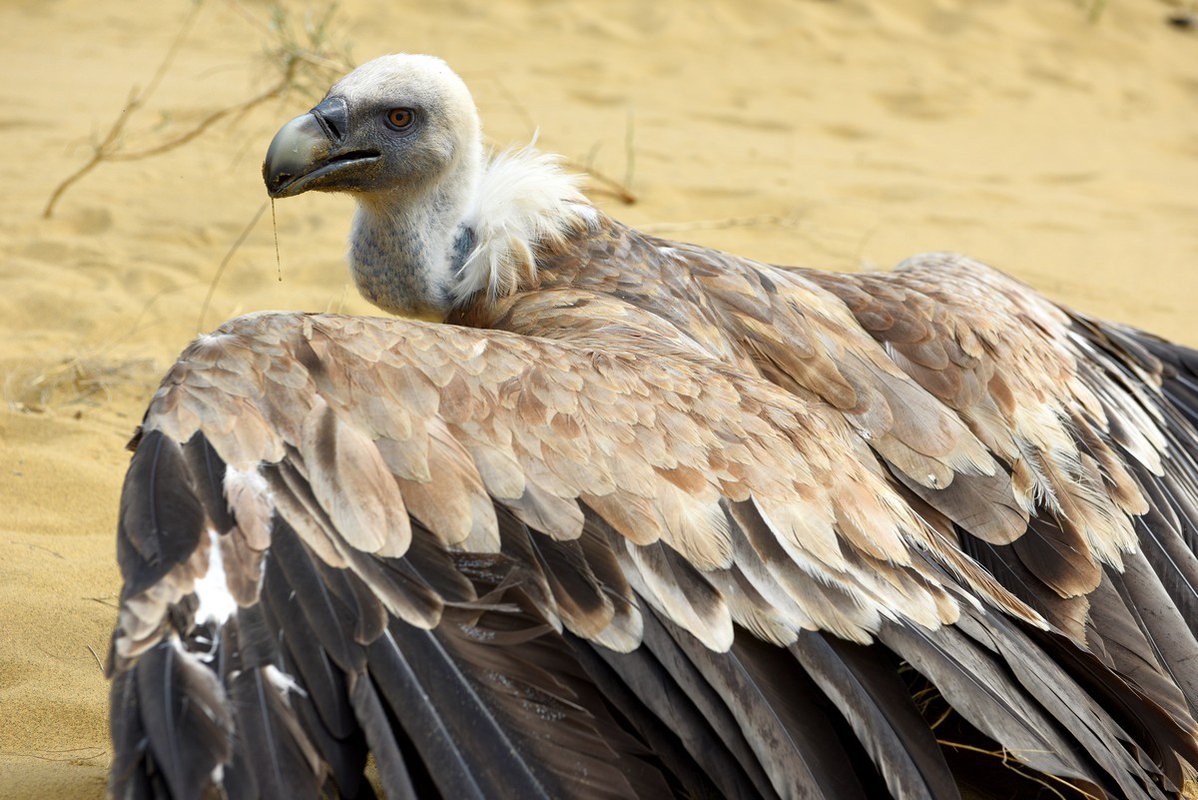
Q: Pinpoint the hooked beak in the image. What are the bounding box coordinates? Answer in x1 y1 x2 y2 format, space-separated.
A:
263 97 380 198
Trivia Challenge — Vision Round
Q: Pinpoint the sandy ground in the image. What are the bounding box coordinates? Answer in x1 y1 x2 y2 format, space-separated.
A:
1 0 1195 796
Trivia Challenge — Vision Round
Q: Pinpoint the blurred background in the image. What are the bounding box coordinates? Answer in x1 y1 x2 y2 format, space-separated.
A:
1 0 1195 795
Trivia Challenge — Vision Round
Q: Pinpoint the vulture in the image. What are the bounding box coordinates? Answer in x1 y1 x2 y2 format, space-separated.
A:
107 54 1198 800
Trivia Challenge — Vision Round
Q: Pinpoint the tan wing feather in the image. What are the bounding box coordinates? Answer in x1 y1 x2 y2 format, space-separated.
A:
125 310 1016 668
513 220 1164 613
807 255 1152 580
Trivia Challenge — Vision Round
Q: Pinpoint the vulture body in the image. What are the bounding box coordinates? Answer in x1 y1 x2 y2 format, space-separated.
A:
108 55 1198 799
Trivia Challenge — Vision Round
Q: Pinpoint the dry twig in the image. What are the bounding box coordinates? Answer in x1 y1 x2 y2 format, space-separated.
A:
43 1 352 219
85 644 105 675
936 740 1098 800
196 200 270 333
43 1 204 218
564 158 639 204
641 213 800 235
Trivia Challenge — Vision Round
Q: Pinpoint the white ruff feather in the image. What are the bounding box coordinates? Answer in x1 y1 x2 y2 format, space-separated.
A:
452 146 595 305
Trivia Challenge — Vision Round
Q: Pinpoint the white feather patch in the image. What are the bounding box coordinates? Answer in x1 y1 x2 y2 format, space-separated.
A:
194 528 237 625
264 664 307 698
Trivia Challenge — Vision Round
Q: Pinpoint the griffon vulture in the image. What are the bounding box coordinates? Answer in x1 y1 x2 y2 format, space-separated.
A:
107 54 1198 800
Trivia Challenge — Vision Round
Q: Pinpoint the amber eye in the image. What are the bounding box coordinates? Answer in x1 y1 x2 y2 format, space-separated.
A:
385 108 415 131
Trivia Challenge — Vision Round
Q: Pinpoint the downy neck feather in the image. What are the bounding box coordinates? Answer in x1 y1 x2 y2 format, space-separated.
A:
349 145 593 319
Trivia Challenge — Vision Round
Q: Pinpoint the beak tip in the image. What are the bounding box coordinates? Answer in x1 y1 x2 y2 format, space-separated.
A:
262 166 292 197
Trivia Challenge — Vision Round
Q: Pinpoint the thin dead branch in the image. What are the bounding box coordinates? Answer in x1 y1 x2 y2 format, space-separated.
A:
936 740 1099 800
85 644 105 675
563 158 638 204
196 200 270 333
641 213 800 235
43 1 351 219
622 107 636 192
43 1 205 218
107 61 298 162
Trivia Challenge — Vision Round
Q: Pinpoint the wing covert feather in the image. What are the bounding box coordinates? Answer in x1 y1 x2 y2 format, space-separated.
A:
130 310 980 654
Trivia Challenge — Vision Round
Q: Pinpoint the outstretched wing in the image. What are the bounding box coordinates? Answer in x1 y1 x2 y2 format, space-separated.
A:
108 309 1198 800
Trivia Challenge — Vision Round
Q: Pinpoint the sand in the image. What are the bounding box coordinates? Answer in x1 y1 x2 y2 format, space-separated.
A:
1 0 1195 796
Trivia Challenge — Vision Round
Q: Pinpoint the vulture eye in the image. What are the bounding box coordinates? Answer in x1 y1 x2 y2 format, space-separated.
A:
385 108 415 131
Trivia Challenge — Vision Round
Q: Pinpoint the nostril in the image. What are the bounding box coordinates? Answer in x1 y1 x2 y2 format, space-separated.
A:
310 96 349 143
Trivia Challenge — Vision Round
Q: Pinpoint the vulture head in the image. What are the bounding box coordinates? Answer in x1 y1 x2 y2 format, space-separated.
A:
263 54 588 320
264 54 480 200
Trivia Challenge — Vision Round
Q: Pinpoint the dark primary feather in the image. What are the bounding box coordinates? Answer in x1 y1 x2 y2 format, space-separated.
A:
789 631 961 800
574 630 771 799
130 643 233 800
116 430 205 598
627 609 784 798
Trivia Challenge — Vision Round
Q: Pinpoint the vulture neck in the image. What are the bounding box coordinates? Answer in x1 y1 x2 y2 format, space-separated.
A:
349 147 591 320
349 149 482 321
